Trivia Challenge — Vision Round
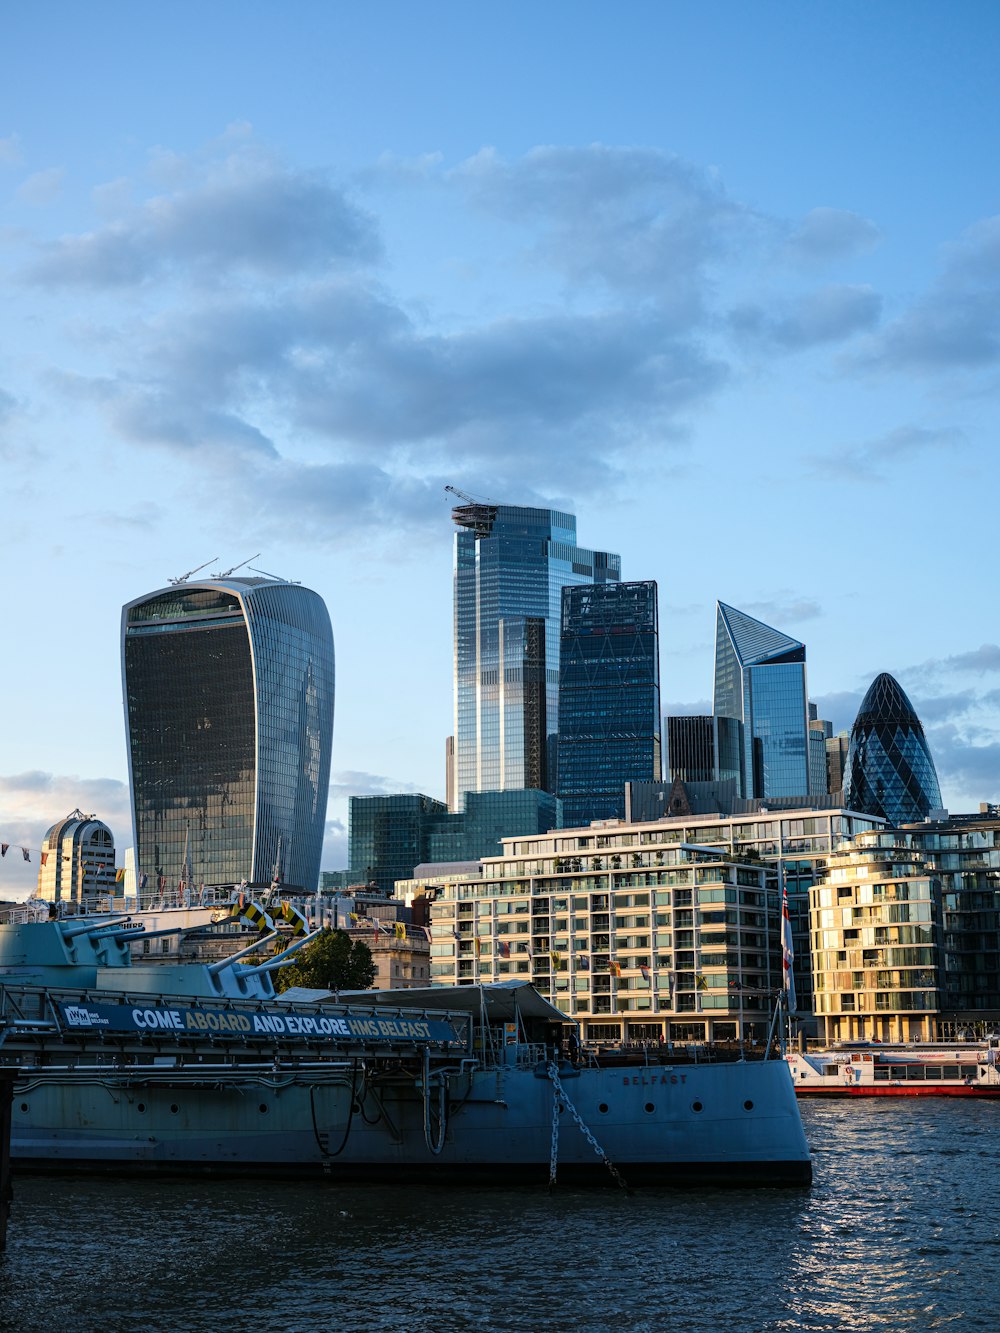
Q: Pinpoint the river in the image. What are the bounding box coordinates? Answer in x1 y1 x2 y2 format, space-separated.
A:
1 1100 996 1331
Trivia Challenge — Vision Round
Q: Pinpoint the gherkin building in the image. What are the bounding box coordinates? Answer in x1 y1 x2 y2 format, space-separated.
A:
843 673 942 824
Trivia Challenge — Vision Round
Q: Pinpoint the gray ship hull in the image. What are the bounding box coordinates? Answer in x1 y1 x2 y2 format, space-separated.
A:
10 1057 810 1186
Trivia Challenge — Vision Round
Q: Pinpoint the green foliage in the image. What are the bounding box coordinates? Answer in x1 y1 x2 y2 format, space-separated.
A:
272 929 377 994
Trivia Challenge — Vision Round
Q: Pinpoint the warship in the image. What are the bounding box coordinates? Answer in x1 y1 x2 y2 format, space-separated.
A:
0 915 811 1186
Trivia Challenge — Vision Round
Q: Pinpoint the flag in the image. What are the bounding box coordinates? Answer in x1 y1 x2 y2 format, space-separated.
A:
549 950 562 970
696 974 708 991
22 848 30 862
394 921 405 940
349 911 359 923
729 979 743 991
0 843 7 857
782 884 796 1012
452 927 460 941
115 868 125 883
422 925 433 943
609 960 622 978
640 964 650 983
159 876 167 892
474 936 481 957
373 920 380 941
41 852 49 866
138 872 148 891
524 941 532 958
498 940 511 959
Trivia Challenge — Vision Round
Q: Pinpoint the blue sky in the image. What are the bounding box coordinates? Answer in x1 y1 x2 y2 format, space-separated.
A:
2 2 999 894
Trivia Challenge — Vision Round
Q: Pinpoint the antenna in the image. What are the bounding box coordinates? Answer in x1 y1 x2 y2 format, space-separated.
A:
168 557 218 586
212 554 260 578
248 566 299 584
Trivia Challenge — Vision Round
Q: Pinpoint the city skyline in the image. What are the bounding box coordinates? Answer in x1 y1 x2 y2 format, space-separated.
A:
3 4 1000 893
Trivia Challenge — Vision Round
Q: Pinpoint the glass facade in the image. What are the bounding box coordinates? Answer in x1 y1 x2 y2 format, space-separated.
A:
666 714 743 786
452 502 620 808
843 674 943 824
348 789 561 894
557 581 660 825
713 602 810 800
123 579 334 892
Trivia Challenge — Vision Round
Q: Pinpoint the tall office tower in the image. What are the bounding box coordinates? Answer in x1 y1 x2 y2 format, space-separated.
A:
452 500 620 809
557 581 660 826
808 704 834 795
713 602 810 800
122 577 335 893
825 732 850 794
843 673 943 824
666 715 715 783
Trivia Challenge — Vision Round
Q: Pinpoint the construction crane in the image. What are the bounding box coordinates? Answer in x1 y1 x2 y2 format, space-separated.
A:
168 557 218 586
444 484 496 505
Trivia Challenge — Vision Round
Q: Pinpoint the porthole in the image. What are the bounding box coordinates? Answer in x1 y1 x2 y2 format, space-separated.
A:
744 1100 754 1111
170 1103 179 1114
259 1103 269 1114
137 1103 146 1113
644 1102 654 1114
691 1100 704 1113
19 1102 28 1113
598 1103 609 1114
352 1101 362 1115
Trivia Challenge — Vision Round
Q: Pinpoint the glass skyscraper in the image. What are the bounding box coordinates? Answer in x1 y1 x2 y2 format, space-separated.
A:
122 577 335 893
452 501 620 809
843 673 943 824
557 580 660 825
713 601 810 800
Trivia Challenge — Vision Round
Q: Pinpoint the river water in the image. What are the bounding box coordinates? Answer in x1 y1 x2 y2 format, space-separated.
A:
1 1100 996 1331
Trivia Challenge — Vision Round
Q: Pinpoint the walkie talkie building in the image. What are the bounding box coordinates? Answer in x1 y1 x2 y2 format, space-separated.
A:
122 577 334 893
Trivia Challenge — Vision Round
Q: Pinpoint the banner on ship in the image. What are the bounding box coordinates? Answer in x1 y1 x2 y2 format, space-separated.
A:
57 1000 461 1045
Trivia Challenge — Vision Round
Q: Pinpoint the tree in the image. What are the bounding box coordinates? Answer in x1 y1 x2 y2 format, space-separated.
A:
272 929 377 994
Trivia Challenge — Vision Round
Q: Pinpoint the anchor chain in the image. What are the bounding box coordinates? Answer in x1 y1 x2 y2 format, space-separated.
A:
546 1062 631 1194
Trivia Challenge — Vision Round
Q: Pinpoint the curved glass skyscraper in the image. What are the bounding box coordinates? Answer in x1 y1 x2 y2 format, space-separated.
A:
122 577 334 892
843 673 942 824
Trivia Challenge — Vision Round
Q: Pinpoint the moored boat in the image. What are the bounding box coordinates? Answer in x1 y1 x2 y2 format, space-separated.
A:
788 1041 1000 1096
0 919 811 1185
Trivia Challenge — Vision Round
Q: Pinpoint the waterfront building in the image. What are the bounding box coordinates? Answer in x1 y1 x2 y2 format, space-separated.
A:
401 804 883 1040
842 673 943 824
556 580 660 826
419 831 780 1045
810 810 1000 1042
36 810 117 907
451 500 620 808
122 576 334 894
713 602 810 800
347 789 560 895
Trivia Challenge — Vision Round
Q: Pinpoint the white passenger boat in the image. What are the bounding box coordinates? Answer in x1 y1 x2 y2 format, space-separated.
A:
788 1041 1000 1097
0 919 811 1185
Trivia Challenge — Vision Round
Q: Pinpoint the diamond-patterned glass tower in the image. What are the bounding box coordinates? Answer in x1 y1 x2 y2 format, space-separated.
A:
713 602 811 799
843 674 942 824
557 580 661 825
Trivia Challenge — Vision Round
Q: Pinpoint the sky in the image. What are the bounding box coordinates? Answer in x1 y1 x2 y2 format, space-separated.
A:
2 1 1000 896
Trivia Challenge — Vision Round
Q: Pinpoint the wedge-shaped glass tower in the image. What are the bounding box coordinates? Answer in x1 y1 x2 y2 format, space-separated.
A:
843 673 942 824
713 602 810 799
122 577 334 893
